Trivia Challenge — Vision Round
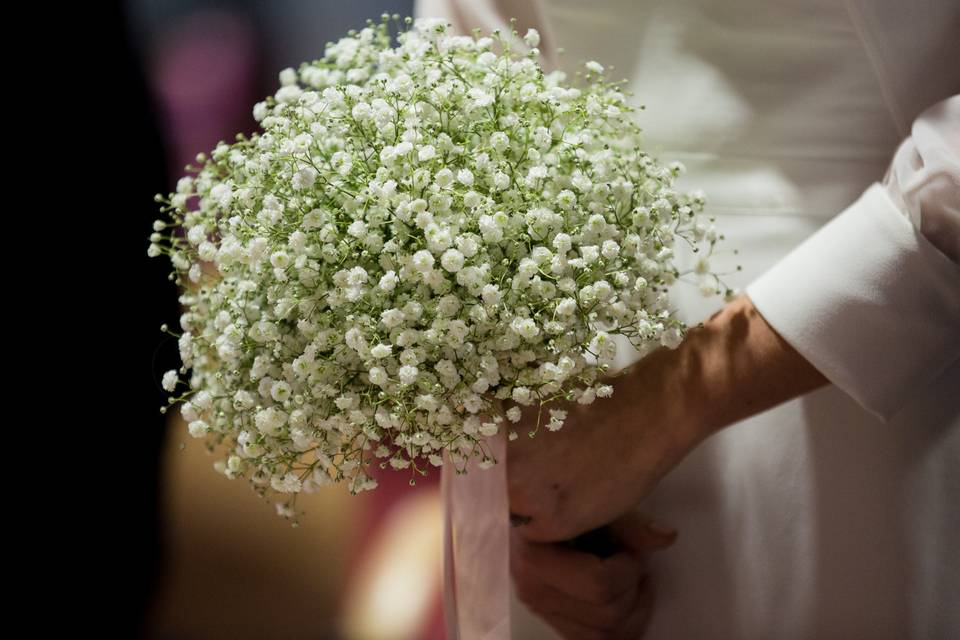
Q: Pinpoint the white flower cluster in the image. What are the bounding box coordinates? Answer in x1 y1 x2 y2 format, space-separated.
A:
150 16 724 519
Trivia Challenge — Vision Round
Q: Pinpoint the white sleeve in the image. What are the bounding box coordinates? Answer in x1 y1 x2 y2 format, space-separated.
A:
746 95 960 421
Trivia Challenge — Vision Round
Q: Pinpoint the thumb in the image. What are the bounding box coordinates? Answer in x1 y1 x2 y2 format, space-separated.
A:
607 511 678 553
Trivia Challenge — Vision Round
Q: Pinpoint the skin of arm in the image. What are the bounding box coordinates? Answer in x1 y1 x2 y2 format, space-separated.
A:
507 293 828 543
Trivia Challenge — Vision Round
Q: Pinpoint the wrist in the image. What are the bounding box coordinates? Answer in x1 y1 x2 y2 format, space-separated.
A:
613 343 709 476
654 294 827 447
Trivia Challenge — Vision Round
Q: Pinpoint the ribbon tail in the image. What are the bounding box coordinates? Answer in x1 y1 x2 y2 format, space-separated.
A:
441 432 512 639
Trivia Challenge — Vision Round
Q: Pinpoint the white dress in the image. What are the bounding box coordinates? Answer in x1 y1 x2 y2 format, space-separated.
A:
417 0 960 637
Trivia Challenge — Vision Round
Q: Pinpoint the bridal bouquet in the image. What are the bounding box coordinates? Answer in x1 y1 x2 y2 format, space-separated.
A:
149 16 723 521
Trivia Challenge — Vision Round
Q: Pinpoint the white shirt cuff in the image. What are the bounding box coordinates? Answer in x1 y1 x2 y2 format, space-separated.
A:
746 182 960 421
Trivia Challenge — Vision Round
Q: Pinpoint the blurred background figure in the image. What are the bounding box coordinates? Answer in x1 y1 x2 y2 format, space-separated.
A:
123 1 448 637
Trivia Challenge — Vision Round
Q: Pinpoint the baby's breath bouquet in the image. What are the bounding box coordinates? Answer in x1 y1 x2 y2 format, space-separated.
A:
150 16 724 521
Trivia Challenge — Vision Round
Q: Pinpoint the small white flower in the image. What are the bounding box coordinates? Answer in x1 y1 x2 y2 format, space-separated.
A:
379 270 398 292
279 67 298 86
481 284 502 306
368 366 388 386
546 408 568 431
292 167 316 190
270 250 291 269
661 327 684 349
435 168 454 187
162 370 179 392
227 456 244 473
381 308 405 328
490 131 509 151
480 422 499 437
527 165 548 180
477 50 497 67
193 390 213 410
255 407 287 436
271 472 302 493
601 240 620 259
585 60 604 74
188 420 209 438
553 233 572 253
577 388 597 405
271 381 292 403
233 390 255 410
370 343 393 359
512 386 533 405
493 171 511 190
463 191 482 208
440 248 465 272
556 190 576 210
398 365 419 386
352 101 372 121
180 402 199 423
555 297 577 316
412 250 435 272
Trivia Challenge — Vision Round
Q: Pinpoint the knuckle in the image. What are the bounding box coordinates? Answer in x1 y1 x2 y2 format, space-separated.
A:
509 487 568 541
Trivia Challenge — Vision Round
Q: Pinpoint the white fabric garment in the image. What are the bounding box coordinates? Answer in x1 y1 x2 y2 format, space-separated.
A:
418 0 960 637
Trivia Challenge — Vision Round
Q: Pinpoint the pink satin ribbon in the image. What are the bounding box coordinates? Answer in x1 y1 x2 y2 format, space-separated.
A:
442 432 512 639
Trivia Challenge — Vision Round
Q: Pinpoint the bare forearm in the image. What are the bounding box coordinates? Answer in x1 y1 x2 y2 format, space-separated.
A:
623 294 828 451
